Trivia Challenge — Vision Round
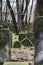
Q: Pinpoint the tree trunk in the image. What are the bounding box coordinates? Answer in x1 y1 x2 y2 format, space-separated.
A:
7 0 18 34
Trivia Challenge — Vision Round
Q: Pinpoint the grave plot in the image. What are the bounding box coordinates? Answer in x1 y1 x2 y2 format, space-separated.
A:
11 47 34 61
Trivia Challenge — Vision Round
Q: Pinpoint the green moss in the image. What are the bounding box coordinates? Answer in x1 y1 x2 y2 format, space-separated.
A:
3 62 28 65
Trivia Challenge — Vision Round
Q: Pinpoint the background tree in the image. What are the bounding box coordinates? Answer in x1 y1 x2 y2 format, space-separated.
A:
37 0 43 16
7 0 18 34
7 0 30 33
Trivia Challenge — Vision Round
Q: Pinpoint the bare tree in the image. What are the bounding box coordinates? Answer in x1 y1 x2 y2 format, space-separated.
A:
16 0 29 31
6 0 30 33
7 0 18 34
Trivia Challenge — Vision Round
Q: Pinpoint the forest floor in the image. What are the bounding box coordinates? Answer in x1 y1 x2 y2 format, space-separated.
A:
11 47 34 61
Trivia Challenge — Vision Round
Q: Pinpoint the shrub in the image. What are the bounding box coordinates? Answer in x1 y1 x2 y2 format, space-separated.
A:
13 41 21 48
0 62 3 65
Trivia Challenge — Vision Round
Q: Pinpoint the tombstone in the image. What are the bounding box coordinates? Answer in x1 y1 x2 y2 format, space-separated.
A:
33 16 43 65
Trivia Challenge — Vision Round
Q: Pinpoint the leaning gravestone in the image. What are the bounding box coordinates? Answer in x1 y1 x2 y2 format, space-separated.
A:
33 16 43 65
0 28 11 62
